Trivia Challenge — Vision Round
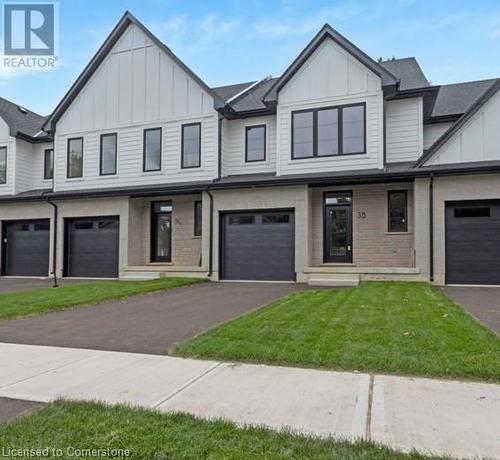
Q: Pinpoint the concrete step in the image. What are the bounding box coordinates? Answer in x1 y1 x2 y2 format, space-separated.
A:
120 271 161 280
308 273 360 287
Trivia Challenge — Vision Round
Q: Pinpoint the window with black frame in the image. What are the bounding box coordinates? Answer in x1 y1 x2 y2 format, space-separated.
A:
44 148 53 180
245 125 266 162
67 138 83 178
388 191 408 232
292 103 365 159
0 146 7 184
182 123 201 168
100 133 117 175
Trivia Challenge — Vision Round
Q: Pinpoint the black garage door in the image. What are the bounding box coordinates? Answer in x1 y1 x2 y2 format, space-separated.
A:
445 201 500 285
1 220 50 276
221 210 295 281
65 217 119 278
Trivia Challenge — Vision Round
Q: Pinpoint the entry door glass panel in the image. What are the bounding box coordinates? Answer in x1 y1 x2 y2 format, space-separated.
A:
151 202 172 262
324 195 352 263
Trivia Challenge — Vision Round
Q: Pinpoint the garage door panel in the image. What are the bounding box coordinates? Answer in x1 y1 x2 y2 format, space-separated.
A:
3 220 50 276
222 211 295 281
446 201 500 285
66 217 119 278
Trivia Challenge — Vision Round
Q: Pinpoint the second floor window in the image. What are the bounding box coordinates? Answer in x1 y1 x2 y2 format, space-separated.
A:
143 128 162 172
292 103 365 159
181 123 201 168
67 137 83 178
44 148 53 180
0 146 6 184
100 133 117 176
245 125 266 162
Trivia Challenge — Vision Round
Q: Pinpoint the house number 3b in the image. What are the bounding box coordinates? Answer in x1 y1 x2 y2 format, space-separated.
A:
357 211 367 219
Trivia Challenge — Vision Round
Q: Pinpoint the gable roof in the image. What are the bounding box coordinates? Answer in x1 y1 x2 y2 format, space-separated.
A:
212 81 256 103
0 96 48 139
263 23 398 103
414 78 500 167
429 78 497 119
43 11 223 132
379 57 429 90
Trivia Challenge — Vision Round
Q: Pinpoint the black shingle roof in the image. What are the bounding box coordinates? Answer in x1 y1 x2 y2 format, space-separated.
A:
0 97 48 138
211 81 255 103
430 79 498 118
379 57 429 90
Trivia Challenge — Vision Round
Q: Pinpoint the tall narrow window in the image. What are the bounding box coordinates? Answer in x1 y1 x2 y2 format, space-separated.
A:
182 123 201 168
388 191 408 232
317 108 339 156
194 200 202 236
245 125 266 162
100 133 117 176
44 148 53 180
143 128 162 172
0 146 6 184
67 137 83 178
292 111 314 158
342 105 365 154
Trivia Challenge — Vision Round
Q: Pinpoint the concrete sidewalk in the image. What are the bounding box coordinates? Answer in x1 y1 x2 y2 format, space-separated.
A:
0 343 498 459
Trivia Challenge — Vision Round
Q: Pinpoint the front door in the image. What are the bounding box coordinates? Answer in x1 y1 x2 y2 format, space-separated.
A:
324 192 352 263
151 202 172 262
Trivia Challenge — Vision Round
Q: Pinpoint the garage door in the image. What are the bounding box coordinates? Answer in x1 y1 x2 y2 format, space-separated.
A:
1 220 50 276
221 210 295 281
445 201 500 285
65 217 119 278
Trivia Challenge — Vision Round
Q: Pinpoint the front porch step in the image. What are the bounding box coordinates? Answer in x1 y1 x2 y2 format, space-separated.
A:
307 273 360 287
120 265 208 280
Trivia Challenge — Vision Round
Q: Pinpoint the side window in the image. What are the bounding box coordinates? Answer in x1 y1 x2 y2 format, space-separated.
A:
292 111 314 159
44 148 53 180
0 146 7 184
67 138 83 178
194 200 202 236
388 191 408 232
245 125 266 162
143 128 162 172
100 133 117 176
182 123 201 168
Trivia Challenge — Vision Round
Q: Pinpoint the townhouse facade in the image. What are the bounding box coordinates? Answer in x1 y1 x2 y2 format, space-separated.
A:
0 11 499 286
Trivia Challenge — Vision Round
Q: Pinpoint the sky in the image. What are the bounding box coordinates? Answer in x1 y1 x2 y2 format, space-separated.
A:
1 0 500 115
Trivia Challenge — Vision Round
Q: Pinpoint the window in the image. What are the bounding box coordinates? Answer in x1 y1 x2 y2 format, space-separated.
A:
454 207 490 218
388 191 408 232
229 215 255 225
100 133 117 176
194 200 202 236
34 222 50 231
182 123 201 168
262 214 290 224
0 146 6 184
67 137 83 178
143 128 162 172
292 103 365 159
245 125 266 162
74 222 93 230
44 149 53 180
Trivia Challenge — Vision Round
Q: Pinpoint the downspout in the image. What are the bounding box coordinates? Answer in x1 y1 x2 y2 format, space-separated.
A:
46 196 59 288
206 188 214 277
217 118 222 179
428 173 434 283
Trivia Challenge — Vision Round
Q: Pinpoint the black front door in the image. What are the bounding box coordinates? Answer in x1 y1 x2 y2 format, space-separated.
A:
324 192 352 263
151 202 172 262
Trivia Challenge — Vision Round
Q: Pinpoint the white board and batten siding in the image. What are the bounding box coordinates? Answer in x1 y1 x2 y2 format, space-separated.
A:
385 98 423 163
54 23 219 192
422 122 454 151
425 89 500 166
276 38 384 176
222 115 277 176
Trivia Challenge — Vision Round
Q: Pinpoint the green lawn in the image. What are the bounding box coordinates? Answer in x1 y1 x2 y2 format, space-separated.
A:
174 281 500 381
0 278 205 321
0 400 439 460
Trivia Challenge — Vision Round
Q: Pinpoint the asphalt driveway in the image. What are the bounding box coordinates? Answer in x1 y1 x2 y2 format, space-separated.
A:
443 286 500 333
0 282 305 354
